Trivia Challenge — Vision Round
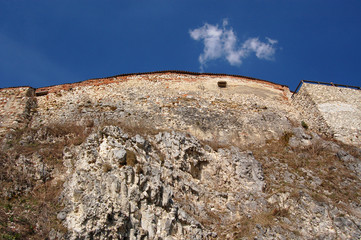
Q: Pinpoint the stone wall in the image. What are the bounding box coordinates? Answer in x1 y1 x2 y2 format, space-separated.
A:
30 72 295 146
34 71 289 96
293 83 361 146
1 72 359 146
0 87 36 136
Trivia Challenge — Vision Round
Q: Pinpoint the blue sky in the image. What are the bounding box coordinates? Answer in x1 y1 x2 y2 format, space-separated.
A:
0 0 360 91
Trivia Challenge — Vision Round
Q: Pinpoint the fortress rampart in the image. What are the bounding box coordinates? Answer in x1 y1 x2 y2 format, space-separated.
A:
0 71 359 146
0 87 35 135
293 82 361 146
34 71 289 95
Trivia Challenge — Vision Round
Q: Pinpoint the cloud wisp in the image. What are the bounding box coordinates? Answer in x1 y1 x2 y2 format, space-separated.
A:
190 20 278 71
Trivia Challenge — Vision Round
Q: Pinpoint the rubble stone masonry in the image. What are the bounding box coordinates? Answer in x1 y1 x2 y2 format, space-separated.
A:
0 71 359 146
0 87 35 136
293 83 361 146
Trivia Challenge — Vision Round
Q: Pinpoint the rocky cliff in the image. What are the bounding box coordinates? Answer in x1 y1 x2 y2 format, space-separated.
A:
0 71 360 239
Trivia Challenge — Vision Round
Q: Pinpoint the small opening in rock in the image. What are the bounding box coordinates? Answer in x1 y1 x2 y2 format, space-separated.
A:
217 81 227 88
35 91 49 96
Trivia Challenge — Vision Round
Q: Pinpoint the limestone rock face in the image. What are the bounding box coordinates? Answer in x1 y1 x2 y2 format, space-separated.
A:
0 72 360 239
60 126 268 239
56 126 361 240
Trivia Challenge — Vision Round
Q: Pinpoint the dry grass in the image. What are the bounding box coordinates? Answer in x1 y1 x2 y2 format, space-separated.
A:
207 206 290 239
102 163 112 173
0 119 165 239
280 131 294 146
100 119 165 137
5 123 89 157
199 130 236 151
1 118 359 239
250 134 361 209
125 150 137 167
0 180 66 239
201 139 229 152
0 122 92 239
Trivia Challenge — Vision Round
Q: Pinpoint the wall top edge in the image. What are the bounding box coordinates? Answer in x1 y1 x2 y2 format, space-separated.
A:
0 70 290 93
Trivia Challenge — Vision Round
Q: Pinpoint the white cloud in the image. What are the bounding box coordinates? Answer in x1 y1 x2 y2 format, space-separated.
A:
189 20 278 71
242 38 276 60
266 37 278 45
190 23 224 67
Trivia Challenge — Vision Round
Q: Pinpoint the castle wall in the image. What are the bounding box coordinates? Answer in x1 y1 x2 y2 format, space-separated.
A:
0 87 36 136
2 72 359 146
293 83 361 146
31 72 295 146
292 84 331 134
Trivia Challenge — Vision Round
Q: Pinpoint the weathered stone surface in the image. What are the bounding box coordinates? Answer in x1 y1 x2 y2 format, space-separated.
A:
337 150 361 178
0 72 360 239
61 127 217 240
56 126 361 239
293 83 361 146
0 87 36 136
